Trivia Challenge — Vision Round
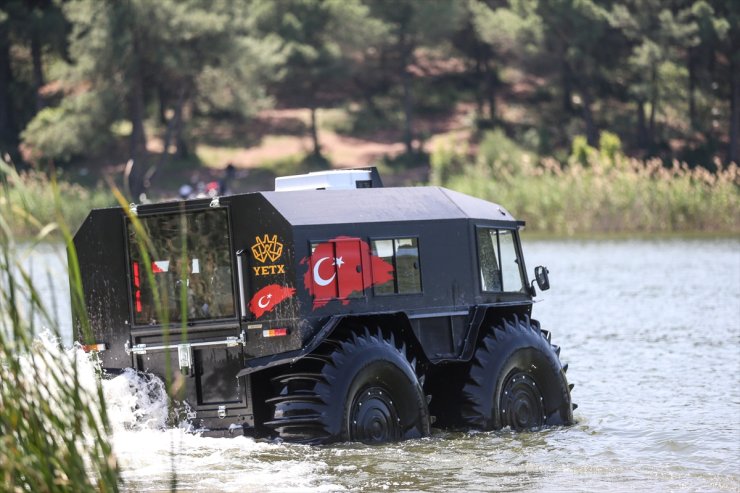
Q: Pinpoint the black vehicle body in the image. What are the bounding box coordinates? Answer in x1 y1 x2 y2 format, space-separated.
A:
72 184 569 438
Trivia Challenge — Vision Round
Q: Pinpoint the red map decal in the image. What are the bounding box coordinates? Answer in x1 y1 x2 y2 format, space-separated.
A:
248 284 296 319
301 236 394 309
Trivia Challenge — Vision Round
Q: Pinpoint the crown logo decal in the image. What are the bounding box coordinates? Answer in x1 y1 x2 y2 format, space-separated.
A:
251 235 283 263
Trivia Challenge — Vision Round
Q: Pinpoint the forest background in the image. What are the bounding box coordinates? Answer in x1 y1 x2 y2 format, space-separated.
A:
1 0 738 237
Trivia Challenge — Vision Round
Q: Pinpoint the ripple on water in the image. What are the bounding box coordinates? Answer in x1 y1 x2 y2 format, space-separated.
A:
21 238 740 492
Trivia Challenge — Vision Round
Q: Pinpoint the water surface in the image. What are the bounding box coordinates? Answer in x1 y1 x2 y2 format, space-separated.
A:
24 238 740 492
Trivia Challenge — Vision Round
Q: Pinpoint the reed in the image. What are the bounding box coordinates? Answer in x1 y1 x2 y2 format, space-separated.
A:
0 160 121 492
432 134 740 235
0 166 113 240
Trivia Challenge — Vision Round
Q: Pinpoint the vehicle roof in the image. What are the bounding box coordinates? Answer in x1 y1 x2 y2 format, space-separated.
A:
261 186 519 226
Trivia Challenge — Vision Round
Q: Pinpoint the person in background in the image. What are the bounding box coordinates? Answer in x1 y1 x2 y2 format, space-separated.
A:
218 163 236 196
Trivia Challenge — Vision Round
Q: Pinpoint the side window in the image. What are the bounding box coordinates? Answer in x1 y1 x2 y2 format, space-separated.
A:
370 238 422 295
371 239 395 295
476 228 524 293
498 230 524 292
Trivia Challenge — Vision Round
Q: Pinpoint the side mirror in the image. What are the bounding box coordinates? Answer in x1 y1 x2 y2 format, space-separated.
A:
534 265 550 292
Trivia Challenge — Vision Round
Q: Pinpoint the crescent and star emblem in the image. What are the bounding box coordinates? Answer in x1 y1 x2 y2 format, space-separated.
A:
257 294 271 309
313 256 344 286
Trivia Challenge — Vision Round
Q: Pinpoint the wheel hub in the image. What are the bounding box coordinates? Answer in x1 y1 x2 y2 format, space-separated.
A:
350 387 401 443
501 372 544 430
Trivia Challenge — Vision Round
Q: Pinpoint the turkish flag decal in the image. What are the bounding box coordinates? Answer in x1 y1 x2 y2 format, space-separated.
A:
301 236 394 309
248 284 296 319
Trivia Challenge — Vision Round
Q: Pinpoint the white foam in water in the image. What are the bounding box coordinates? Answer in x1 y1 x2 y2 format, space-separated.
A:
4 331 108 454
103 368 169 431
7 247 359 491
22 331 171 437
12 332 336 491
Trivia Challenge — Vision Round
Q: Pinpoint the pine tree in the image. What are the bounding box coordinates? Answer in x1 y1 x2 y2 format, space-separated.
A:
252 0 383 160
366 0 464 157
21 0 275 197
611 0 698 153
0 0 67 163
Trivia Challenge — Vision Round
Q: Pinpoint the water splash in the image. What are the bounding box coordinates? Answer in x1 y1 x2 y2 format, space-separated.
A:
8 331 106 431
103 368 170 432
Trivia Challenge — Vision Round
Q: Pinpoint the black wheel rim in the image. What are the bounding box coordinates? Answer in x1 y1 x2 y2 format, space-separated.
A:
350 386 401 443
500 372 545 430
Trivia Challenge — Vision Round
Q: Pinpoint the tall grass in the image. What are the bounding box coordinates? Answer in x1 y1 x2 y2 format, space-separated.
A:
432 131 740 235
0 166 113 240
0 160 120 492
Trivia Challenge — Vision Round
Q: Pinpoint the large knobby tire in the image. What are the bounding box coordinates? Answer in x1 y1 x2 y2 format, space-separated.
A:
461 315 573 431
264 326 430 444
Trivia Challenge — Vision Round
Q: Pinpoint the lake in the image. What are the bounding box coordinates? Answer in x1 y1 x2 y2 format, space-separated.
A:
21 238 740 492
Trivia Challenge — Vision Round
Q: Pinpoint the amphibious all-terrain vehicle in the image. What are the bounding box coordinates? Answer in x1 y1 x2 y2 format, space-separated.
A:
71 168 574 443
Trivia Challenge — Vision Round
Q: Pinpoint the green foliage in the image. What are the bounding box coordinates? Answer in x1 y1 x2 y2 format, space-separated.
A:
570 131 622 167
430 139 467 186
599 131 622 163
571 135 595 166
367 0 463 43
253 0 384 97
0 0 68 146
436 145 739 236
18 0 279 165
0 160 120 491
469 0 542 55
363 0 465 152
0 0 737 186
610 1 698 143
21 91 114 163
325 102 404 137
0 165 114 239
479 129 533 174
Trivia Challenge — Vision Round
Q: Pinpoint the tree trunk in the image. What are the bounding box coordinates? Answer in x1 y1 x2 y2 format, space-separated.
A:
175 102 189 159
560 47 573 113
158 85 168 125
309 104 321 157
730 53 739 164
158 87 186 169
399 28 414 156
401 67 414 155
581 85 598 147
127 36 148 201
474 56 484 118
484 59 496 121
637 99 648 151
128 77 147 200
354 77 384 119
688 47 697 131
0 24 15 154
648 64 658 150
31 32 45 113
364 92 383 119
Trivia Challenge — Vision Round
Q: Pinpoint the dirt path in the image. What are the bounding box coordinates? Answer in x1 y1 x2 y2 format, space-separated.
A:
195 104 474 171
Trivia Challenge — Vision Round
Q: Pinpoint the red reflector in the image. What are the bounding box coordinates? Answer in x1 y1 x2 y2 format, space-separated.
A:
133 262 142 313
81 343 107 353
262 328 288 338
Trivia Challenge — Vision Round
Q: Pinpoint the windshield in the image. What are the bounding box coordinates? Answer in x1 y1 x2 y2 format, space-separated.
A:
127 208 235 325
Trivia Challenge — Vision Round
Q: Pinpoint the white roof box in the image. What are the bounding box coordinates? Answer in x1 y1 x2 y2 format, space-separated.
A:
274 168 382 192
